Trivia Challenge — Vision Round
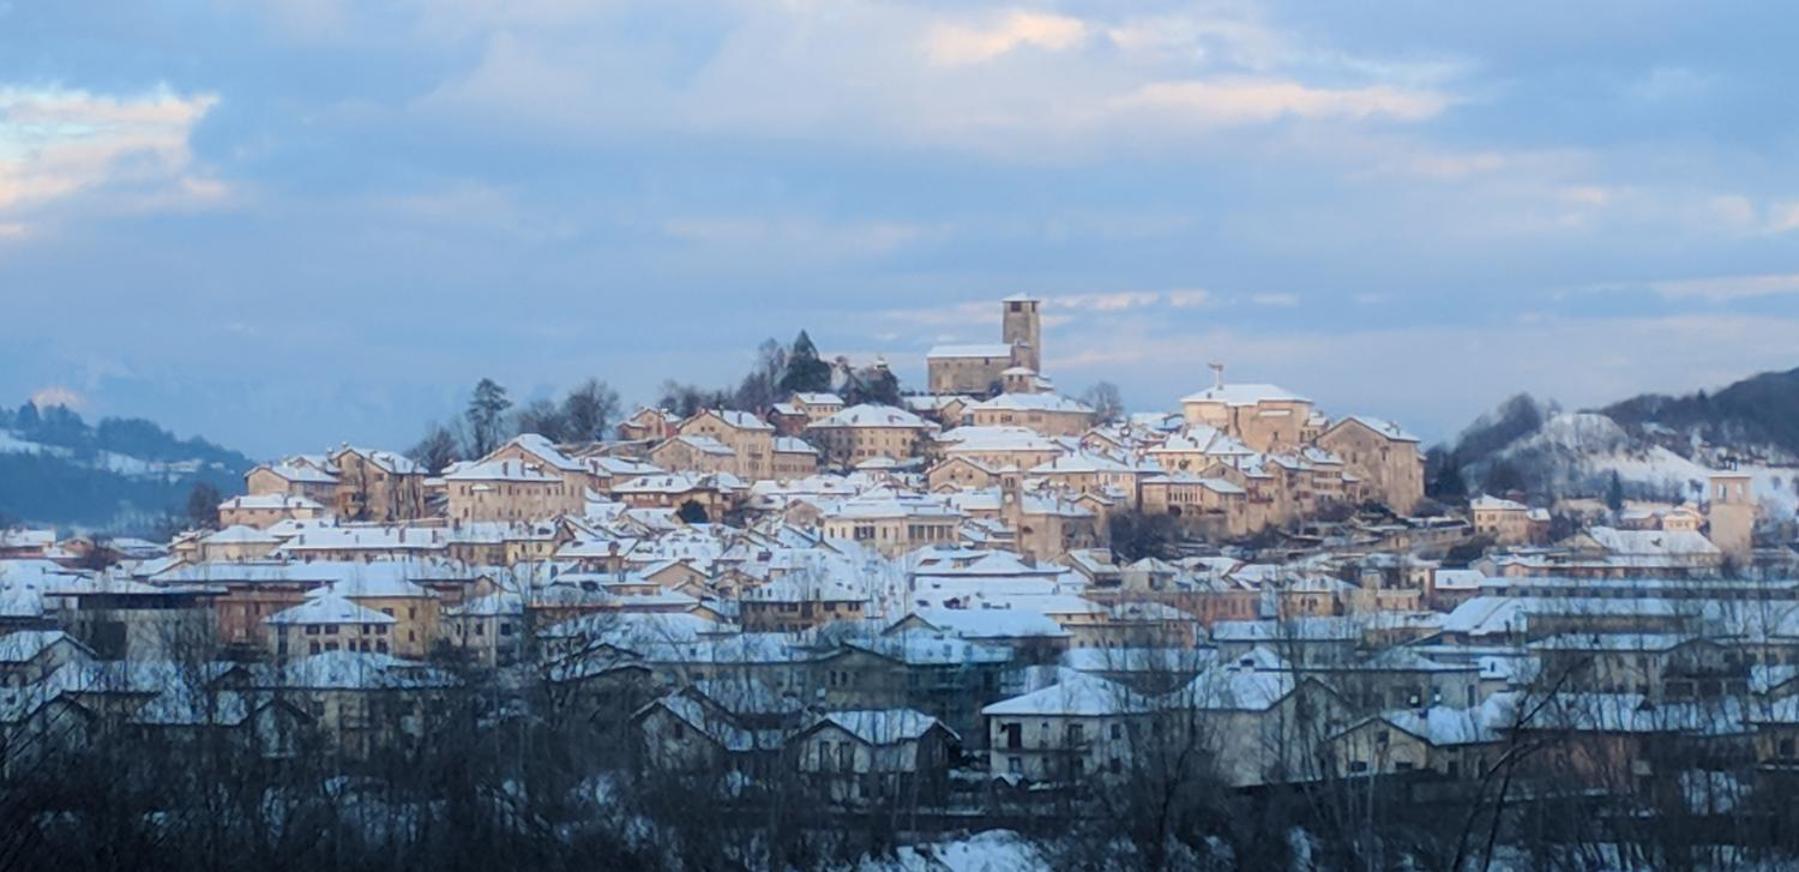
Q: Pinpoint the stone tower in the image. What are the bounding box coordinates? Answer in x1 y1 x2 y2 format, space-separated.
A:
1706 470 1755 568
1001 293 1041 373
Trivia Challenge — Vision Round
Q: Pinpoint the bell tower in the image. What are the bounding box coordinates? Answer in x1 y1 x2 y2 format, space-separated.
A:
1706 469 1755 568
1001 293 1041 372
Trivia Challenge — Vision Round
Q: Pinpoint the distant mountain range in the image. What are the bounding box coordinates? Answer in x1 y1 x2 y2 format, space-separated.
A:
1440 366 1799 517
0 402 250 533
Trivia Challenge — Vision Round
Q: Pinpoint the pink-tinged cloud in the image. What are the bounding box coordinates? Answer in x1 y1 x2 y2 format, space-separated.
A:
0 85 223 229
925 11 1087 66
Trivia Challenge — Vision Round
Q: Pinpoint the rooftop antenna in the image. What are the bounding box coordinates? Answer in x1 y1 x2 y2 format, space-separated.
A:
1208 361 1225 390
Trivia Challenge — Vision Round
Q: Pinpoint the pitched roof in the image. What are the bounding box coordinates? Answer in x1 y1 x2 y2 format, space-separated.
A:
808 404 932 430
1179 383 1309 406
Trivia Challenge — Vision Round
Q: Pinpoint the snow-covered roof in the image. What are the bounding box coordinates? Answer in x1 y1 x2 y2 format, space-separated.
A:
0 629 78 664
1180 383 1309 406
257 462 338 484
899 607 1071 639
967 393 1094 415
773 436 818 455
982 670 1152 717
201 525 282 545
444 459 560 482
266 594 396 626
1335 415 1420 443
220 493 325 511
812 708 950 745
1470 494 1529 512
808 403 932 430
498 433 586 471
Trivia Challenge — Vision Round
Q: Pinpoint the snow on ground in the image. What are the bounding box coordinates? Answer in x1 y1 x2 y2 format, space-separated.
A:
1509 412 1799 520
0 431 60 456
858 830 1046 871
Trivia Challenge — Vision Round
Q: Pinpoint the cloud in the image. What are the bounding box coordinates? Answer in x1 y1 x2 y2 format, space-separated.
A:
29 385 84 408
1166 289 1212 308
406 2 1465 161
1248 292 1300 307
1043 291 1161 311
1117 78 1449 125
1650 273 1799 303
661 216 928 258
925 11 1087 67
0 84 224 233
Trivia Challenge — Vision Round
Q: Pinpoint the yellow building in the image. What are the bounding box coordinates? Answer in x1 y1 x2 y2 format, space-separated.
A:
804 404 937 467
1317 416 1425 514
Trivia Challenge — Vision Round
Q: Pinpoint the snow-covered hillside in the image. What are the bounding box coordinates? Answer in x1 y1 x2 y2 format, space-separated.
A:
1470 410 1799 521
0 406 251 531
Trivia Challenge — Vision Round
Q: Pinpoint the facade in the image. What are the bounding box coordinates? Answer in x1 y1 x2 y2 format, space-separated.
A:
219 493 329 529
963 393 1095 437
1316 416 1425 513
1471 495 1534 545
1179 382 1315 453
444 459 582 522
925 296 1042 395
804 404 936 467
1707 472 1755 565
677 410 776 481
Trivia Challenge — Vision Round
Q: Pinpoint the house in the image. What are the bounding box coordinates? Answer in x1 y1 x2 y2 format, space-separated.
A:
1316 416 1425 514
484 433 594 498
649 434 741 476
771 437 821 479
197 525 283 562
254 651 457 760
265 594 397 661
218 494 329 529
819 491 962 558
444 592 526 666
676 410 776 481
805 404 937 467
1327 701 1506 779
1179 378 1315 453
244 461 339 506
0 630 94 689
963 393 1095 437
1471 495 1535 545
327 446 428 522
617 407 679 443
792 709 957 804
444 458 583 522
982 670 1156 784
937 426 1065 472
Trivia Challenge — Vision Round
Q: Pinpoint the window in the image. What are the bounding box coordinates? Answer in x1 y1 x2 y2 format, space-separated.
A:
1008 757 1023 774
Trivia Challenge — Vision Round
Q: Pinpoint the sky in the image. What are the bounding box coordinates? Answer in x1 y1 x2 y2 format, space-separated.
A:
3 1 1798 459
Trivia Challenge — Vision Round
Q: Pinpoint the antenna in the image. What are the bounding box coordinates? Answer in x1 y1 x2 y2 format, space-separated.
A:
1207 362 1225 390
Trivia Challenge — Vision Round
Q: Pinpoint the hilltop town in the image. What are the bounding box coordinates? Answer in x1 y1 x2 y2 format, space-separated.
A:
2 295 1796 867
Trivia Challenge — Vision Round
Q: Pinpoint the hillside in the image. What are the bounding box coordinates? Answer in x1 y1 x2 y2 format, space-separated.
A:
0 402 250 533
1602 366 1799 465
1442 370 1799 520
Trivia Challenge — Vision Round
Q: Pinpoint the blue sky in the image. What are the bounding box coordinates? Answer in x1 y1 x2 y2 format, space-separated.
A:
3 1 1798 458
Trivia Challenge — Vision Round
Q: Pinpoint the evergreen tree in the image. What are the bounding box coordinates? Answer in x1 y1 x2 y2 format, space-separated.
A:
1605 471 1626 511
777 330 833 395
465 379 512 457
185 482 222 530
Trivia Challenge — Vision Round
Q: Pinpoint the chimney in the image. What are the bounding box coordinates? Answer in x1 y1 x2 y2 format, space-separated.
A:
1208 362 1225 390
